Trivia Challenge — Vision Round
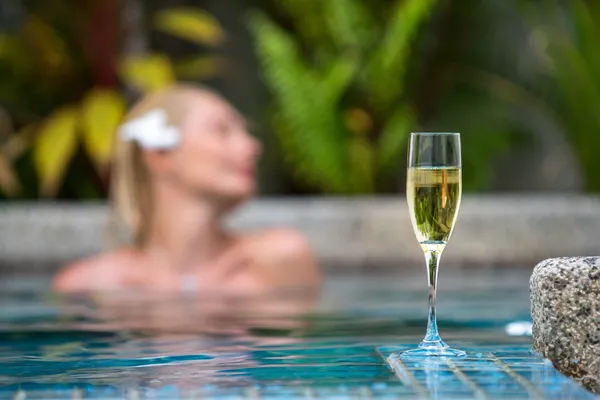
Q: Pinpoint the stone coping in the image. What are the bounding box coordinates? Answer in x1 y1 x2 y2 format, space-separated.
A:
0 195 598 269
530 257 600 393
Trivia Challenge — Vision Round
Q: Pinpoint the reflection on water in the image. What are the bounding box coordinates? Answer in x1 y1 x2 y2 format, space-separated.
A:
0 269 594 398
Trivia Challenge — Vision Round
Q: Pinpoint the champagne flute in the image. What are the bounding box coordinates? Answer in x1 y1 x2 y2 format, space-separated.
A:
403 132 465 357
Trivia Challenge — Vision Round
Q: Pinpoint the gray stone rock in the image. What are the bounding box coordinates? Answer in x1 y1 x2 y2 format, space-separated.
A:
530 257 600 394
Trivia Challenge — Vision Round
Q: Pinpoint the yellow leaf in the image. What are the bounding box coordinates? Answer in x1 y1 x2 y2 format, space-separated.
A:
174 55 224 79
119 53 175 93
81 89 126 171
33 107 79 197
154 8 225 46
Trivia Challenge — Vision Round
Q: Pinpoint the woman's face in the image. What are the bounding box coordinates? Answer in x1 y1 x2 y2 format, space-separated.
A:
163 91 261 201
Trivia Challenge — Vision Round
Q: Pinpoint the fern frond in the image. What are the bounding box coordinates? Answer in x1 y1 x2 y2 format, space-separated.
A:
249 1 437 193
365 0 438 110
375 105 414 172
321 57 359 104
275 0 329 51
324 0 375 51
249 12 350 193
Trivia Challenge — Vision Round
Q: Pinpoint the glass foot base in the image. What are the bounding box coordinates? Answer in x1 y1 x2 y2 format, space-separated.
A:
400 340 466 358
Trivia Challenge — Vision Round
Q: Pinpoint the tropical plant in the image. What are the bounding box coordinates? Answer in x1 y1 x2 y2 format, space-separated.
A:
0 1 225 198
523 0 600 192
435 0 600 192
250 0 438 194
408 0 535 191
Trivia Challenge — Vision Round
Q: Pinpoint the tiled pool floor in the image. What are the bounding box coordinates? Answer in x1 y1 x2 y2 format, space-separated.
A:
0 339 593 399
381 344 592 399
0 269 595 399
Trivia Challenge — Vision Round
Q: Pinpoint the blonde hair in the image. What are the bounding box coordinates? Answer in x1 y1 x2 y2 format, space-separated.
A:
109 83 209 247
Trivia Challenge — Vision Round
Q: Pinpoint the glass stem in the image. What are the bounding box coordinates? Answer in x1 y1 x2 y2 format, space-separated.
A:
423 245 443 345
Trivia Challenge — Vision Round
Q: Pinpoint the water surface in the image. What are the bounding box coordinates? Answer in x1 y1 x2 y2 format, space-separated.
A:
0 268 593 399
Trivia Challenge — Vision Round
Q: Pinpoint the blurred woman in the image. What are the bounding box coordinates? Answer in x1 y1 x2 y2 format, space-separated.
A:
53 84 320 296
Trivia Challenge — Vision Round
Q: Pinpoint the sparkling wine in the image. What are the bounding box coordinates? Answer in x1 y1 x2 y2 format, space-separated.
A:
407 167 462 246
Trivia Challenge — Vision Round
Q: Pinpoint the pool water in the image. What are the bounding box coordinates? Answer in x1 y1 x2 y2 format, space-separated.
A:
0 268 595 399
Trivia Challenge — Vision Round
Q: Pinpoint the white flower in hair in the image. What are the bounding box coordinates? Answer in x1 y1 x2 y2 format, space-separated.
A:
119 109 181 150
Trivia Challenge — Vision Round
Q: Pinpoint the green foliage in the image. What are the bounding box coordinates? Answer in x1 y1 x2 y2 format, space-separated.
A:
250 0 437 194
406 0 537 192
538 0 600 192
483 0 600 192
0 3 225 198
445 0 600 192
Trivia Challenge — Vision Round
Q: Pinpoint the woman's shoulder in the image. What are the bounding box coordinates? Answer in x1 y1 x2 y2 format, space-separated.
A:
240 228 321 287
52 247 140 293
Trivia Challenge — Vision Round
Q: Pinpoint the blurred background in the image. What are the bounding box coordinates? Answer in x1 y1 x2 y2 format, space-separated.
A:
0 0 597 200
